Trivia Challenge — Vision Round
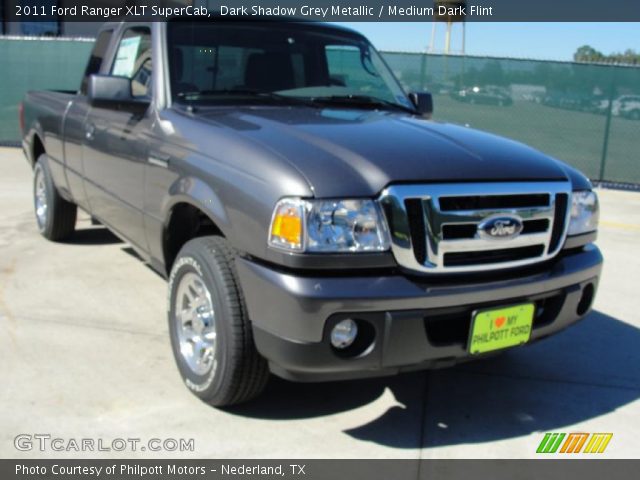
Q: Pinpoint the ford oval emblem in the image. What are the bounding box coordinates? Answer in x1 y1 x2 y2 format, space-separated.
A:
478 215 524 240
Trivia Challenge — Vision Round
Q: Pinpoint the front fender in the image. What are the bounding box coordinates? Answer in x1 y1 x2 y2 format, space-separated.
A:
162 175 230 236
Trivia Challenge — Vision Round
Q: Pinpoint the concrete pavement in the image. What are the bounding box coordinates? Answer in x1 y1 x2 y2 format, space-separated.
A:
0 147 638 459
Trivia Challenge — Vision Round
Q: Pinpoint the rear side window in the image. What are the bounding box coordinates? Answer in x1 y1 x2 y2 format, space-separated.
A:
80 29 113 95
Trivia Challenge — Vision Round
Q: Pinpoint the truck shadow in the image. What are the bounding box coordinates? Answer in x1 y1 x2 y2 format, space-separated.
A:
229 310 640 449
63 226 122 245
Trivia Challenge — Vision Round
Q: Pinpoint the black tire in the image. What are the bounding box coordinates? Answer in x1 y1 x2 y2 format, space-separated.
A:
33 154 77 241
168 236 269 407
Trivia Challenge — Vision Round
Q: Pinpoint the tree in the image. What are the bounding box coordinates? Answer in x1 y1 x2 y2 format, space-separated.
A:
574 45 605 63
574 45 640 65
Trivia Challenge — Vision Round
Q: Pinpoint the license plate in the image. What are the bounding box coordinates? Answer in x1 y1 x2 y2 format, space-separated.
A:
468 303 534 354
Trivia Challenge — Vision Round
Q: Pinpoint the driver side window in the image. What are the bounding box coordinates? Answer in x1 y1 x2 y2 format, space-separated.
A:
111 26 152 99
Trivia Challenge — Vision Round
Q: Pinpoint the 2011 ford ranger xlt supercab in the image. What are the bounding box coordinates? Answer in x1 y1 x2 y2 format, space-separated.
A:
21 19 602 406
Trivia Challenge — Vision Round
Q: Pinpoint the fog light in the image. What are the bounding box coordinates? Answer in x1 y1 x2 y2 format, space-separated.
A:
577 283 595 316
330 319 358 349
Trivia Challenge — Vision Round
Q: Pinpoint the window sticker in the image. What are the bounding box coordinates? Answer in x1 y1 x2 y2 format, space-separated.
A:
112 36 142 78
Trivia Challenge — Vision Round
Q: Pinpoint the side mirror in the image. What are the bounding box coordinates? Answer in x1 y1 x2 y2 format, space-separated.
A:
87 74 149 110
409 92 433 119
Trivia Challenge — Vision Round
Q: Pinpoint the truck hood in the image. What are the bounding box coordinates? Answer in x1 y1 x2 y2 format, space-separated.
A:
193 106 570 197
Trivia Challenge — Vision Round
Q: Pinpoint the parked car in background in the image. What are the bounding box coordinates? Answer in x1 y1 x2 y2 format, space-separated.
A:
542 91 602 114
451 85 513 106
614 95 640 120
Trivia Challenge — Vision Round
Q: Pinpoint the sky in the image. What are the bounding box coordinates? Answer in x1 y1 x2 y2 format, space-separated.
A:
338 22 640 61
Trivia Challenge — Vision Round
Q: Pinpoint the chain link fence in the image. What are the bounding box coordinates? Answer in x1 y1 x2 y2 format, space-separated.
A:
1 37 638 184
385 52 640 185
0 37 93 145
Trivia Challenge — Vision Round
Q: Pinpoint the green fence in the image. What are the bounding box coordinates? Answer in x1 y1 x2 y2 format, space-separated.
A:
385 52 640 184
1 37 639 184
0 37 93 144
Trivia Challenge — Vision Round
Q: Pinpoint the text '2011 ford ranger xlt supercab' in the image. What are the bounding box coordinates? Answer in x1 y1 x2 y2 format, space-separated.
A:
21 19 602 406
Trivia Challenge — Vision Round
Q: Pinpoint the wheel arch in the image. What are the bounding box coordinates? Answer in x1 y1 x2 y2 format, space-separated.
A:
161 180 231 276
30 132 46 168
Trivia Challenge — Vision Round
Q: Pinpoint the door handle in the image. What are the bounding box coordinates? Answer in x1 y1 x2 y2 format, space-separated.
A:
85 123 96 141
148 152 170 169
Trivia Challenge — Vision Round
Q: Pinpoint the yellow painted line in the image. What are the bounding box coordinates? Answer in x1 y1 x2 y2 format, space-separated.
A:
584 434 598 453
586 434 607 454
590 434 604 453
600 220 640 231
597 433 613 453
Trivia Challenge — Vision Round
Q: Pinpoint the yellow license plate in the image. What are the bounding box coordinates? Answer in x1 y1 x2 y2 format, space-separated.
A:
468 303 534 354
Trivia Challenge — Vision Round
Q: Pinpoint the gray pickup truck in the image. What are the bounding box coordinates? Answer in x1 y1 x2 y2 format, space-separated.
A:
21 19 602 406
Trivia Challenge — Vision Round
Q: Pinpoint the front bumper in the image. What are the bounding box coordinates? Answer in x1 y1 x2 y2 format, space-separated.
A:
235 245 603 381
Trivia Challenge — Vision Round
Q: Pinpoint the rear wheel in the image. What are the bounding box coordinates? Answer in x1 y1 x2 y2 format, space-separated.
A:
33 154 77 241
168 236 269 407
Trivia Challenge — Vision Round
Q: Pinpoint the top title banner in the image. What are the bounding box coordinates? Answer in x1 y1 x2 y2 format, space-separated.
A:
5 0 640 22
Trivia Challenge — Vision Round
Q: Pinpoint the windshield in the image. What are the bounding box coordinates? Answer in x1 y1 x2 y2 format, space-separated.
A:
167 21 412 109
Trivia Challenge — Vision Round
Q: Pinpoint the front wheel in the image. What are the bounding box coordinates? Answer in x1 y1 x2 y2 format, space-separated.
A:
168 236 269 407
33 154 77 241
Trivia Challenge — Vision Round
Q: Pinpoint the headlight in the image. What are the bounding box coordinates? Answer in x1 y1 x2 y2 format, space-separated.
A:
269 198 390 253
567 190 599 236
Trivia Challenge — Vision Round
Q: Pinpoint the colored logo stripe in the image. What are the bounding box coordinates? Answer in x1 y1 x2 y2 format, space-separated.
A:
536 433 565 453
560 433 589 453
537 433 613 453
583 433 613 453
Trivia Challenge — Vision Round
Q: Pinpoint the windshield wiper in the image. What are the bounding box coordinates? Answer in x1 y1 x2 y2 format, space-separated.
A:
176 89 317 107
308 95 418 114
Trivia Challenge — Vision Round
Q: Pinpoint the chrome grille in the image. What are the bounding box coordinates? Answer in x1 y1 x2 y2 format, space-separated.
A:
379 182 572 273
